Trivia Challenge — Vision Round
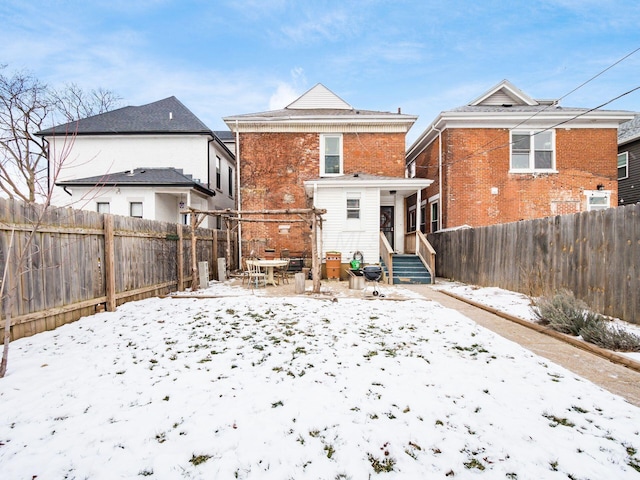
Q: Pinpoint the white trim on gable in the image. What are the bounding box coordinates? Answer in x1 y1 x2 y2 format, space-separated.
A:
287 83 353 110
470 79 539 107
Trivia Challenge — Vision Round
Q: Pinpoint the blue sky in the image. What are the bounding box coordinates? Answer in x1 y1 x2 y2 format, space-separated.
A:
2 0 639 144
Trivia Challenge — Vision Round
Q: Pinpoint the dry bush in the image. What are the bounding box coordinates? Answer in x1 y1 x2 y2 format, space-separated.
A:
532 290 640 352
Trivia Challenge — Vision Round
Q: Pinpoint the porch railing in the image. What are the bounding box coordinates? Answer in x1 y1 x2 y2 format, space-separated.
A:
379 231 393 284
405 231 437 282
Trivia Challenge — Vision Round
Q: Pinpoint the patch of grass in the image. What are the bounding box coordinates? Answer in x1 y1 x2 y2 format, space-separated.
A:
189 453 211 466
543 413 575 428
463 458 485 470
271 400 284 408
363 350 378 359
138 468 153 476
368 454 396 473
324 443 336 459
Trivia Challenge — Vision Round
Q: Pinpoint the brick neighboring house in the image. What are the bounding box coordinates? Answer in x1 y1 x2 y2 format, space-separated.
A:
224 84 431 271
618 114 640 206
37 96 235 228
406 80 635 232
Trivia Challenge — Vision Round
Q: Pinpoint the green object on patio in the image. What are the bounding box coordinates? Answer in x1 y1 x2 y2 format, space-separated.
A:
350 259 361 270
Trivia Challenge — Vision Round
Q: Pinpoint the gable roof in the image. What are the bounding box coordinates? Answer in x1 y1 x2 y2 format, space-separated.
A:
56 167 215 196
469 79 541 107
224 83 417 133
407 80 636 159
619 113 640 145
38 97 212 136
287 84 352 110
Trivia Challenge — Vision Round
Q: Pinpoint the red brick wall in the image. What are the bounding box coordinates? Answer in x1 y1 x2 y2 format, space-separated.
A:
413 127 619 229
239 131 407 255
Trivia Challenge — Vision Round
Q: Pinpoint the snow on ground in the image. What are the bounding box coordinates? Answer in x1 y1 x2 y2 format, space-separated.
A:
1 281 639 479
434 280 640 363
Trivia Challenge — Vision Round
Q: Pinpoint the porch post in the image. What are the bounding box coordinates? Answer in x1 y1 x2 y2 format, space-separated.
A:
415 188 422 254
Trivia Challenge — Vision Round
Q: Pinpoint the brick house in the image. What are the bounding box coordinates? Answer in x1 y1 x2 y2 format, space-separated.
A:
224 84 431 275
406 80 635 232
618 114 640 206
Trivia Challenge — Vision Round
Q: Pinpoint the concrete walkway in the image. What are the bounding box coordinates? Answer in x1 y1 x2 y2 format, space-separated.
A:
403 284 640 408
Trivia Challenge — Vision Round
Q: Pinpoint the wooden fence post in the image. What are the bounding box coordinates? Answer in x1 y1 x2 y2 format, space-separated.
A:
177 224 184 291
190 212 199 290
104 215 116 311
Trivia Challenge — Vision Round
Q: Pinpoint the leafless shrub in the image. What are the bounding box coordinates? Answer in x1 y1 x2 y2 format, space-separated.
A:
580 322 640 352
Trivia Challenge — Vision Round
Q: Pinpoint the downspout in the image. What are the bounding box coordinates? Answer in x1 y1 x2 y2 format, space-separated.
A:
235 120 242 269
434 125 443 231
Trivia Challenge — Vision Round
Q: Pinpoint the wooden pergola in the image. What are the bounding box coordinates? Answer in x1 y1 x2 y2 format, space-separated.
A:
184 207 327 293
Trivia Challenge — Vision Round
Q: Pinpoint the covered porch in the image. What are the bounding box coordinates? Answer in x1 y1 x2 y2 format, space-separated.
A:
304 173 435 283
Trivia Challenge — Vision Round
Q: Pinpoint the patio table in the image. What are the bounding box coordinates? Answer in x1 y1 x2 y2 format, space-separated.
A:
254 259 289 286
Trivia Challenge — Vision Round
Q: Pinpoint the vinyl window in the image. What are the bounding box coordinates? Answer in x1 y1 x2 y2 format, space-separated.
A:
618 152 629 180
321 134 343 175
511 130 555 171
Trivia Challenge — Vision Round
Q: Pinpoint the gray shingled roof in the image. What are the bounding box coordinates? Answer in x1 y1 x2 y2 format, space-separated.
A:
56 167 215 196
226 108 411 119
619 114 640 144
449 105 590 114
38 97 212 136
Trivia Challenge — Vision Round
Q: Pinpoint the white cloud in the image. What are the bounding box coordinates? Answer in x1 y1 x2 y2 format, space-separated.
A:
268 68 307 110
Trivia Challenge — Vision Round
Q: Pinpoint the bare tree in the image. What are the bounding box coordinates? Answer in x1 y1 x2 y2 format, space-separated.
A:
0 66 120 377
50 82 122 123
0 68 50 203
0 66 121 203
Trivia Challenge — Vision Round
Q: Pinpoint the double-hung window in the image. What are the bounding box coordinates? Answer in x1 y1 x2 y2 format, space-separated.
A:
511 130 555 171
618 152 629 180
321 134 342 175
346 193 360 220
430 201 439 233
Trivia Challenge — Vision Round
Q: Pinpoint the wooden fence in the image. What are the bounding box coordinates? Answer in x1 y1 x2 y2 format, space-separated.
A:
427 204 639 324
0 198 237 342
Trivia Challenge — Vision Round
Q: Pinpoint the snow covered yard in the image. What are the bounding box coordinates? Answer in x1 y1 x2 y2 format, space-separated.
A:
1 282 639 479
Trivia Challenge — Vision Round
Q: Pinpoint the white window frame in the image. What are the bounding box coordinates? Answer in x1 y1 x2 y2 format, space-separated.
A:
584 190 610 212
345 192 361 231
430 200 439 233
618 152 629 180
510 129 556 172
320 134 343 176
407 161 416 178
408 204 417 232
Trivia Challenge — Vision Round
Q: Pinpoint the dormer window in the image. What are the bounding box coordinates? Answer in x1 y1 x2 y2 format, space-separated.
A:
320 134 343 176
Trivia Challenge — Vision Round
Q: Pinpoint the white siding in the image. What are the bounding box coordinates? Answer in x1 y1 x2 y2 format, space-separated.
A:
316 186 380 265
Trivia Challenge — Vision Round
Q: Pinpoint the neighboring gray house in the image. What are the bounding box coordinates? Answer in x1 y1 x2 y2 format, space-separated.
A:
56 168 216 224
37 97 236 227
618 114 640 206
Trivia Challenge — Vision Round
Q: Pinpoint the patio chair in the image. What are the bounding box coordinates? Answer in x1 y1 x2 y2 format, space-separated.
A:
276 258 291 285
246 260 266 289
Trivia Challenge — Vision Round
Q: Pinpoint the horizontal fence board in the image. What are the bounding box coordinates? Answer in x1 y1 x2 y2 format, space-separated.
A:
428 204 640 324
